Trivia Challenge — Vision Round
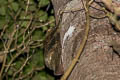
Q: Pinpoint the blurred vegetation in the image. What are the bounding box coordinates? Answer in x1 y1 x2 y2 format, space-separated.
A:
0 0 55 80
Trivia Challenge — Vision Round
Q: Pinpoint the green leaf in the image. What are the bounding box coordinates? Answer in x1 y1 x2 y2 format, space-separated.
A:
0 0 7 5
15 60 22 70
48 16 55 27
38 0 50 7
20 15 31 27
8 0 14 2
32 71 54 80
32 29 44 41
0 16 6 29
6 24 14 34
23 64 33 75
11 2 19 12
19 0 26 9
8 68 14 76
37 10 48 22
51 9 54 14
42 26 48 32
0 6 6 15
29 5 36 12
30 50 44 67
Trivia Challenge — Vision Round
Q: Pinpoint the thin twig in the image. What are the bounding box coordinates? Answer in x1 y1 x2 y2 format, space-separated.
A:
16 66 45 80
13 55 32 78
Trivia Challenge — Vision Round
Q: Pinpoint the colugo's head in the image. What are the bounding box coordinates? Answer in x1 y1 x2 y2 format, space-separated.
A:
102 0 120 16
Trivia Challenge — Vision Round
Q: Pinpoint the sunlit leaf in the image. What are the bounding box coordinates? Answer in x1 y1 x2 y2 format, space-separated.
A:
36 10 48 22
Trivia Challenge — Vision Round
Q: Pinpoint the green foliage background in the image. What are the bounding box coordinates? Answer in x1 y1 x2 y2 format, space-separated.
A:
0 0 55 80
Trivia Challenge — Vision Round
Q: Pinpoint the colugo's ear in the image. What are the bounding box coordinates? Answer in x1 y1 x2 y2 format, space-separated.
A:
101 0 112 9
114 7 120 16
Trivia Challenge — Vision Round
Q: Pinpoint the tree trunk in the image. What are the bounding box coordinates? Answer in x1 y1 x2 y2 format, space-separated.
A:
51 0 120 80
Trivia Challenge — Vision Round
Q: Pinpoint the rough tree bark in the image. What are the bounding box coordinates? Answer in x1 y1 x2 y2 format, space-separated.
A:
51 0 120 80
